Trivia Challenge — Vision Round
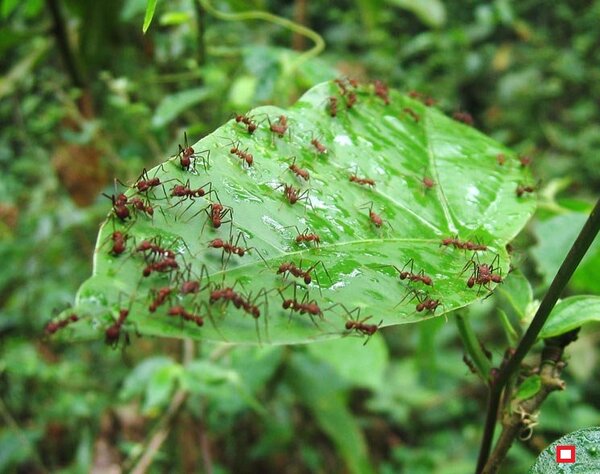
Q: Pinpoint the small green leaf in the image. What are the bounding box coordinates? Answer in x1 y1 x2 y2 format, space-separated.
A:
496 270 533 319
152 87 211 128
289 353 374 474
529 427 600 473
307 334 388 390
142 0 158 33
539 296 600 339
181 360 265 414
120 356 174 401
143 363 182 415
498 309 519 346
515 375 541 401
532 212 600 294
159 11 191 26
386 0 446 28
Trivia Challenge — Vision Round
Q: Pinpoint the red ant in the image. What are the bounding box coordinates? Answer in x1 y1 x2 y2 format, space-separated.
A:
452 111 474 126
204 202 232 229
462 254 503 293
270 115 288 137
516 184 536 197
110 231 128 256
136 239 176 261
45 314 79 335
181 280 200 294
229 141 254 167
129 196 154 218
464 241 488 251
276 260 330 287
403 107 420 122
496 154 506 166
176 263 209 295
149 286 173 313
408 90 436 106
441 235 463 249
278 283 324 325
234 113 257 134
105 308 131 347
170 179 214 219
334 78 349 95
208 233 251 258
209 285 266 319
277 184 310 206
333 78 359 107
208 231 264 268
104 192 131 221
285 225 321 247
168 305 204 327
310 137 327 154
361 202 386 229
463 354 479 375
519 155 532 167
422 176 435 189
416 295 441 313
289 157 310 181
398 288 442 314
423 97 437 106
393 259 433 286
142 257 179 277
373 80 390 105
441 236 487 252
170 180 212 200
349 174 375 187
342 306 382 344
134 169 162 194
177 132 210 172
346 91 357 108
328 96 338 117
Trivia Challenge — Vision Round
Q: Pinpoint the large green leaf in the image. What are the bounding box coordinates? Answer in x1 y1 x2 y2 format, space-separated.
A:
52 80 535 345
539 296 600 339
532 212 600 294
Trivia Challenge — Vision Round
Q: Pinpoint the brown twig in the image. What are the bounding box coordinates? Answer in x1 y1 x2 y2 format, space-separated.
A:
292 0 307 51
45 0 85 89
481 332 578 474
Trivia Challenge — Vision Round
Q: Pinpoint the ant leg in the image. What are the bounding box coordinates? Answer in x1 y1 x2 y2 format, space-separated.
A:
397 258 415 275
199 204 213 235
395 287 420 308
318 260 333 285
176 198 197 221
460 257 477 277
490 254 500 273
255 287 271 342
199 149 211 172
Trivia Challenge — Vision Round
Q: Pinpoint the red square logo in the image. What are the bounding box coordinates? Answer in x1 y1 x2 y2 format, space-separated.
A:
556 445 576 463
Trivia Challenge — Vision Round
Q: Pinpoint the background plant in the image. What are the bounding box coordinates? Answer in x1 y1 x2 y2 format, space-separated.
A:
1 1 599 473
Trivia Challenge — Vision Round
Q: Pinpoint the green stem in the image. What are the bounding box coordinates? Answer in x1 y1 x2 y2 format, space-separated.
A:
456 313 492 381
46 0 85 89
197 0 325 72
476 196 600 473
193 0 207 67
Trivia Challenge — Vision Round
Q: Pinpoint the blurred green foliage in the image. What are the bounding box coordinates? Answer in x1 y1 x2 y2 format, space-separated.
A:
1 0 599 472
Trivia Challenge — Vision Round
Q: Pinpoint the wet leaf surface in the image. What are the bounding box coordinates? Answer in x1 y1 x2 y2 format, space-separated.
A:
53 80 535 345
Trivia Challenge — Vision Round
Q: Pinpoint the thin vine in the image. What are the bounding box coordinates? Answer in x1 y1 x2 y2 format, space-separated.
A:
197 0 325 72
